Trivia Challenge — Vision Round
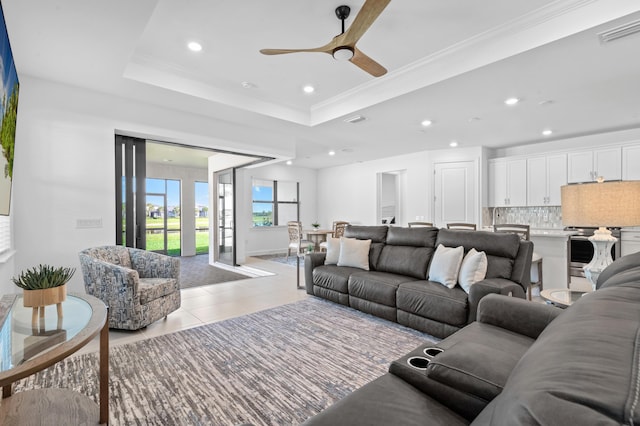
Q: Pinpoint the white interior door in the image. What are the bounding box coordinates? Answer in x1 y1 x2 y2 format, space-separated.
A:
434 161 476 227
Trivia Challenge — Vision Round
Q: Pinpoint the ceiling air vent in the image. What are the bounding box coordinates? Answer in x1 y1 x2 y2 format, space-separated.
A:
598 19 640 43
344 115 366 124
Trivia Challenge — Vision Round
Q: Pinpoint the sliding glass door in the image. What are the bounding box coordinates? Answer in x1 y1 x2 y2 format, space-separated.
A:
146 178 181 255
195 181 210 254
116 135 146 249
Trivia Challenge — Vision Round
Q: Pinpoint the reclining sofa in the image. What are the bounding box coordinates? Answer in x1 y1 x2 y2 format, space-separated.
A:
304 225 533 338
303 251 640 425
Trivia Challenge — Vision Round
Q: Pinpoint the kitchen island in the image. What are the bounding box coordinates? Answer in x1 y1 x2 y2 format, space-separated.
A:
483 227 575 289
529 229 575 289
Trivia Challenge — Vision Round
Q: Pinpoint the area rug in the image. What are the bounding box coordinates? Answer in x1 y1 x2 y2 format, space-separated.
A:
254 253 304 267
180 254 249 289
14 298 436 425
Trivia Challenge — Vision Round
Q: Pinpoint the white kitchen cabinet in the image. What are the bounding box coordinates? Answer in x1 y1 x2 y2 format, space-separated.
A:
567 147 621 183
621 228 640 256
622 144 640 180
527 153 567 206
489 158 527 207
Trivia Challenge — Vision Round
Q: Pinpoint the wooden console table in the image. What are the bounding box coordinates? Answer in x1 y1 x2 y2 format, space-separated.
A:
0 293 109 424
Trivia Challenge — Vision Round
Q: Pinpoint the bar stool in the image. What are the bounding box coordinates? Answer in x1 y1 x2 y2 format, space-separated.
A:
493 224 543 300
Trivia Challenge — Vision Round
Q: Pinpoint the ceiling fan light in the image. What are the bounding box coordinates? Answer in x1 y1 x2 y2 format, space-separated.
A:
333 47 354 61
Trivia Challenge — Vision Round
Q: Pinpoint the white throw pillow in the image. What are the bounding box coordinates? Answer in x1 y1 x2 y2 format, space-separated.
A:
324 237 341 265
337 238 371 270
428 244 464 289
458 248 488 293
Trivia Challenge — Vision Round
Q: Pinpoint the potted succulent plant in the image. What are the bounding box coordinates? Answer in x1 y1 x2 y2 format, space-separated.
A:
13 264 75 321
311 222 321 229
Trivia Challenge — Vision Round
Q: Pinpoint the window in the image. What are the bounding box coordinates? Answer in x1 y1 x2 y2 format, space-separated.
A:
194 181 209 254
0 215 10 256
146 178 181 255
252 179 299 226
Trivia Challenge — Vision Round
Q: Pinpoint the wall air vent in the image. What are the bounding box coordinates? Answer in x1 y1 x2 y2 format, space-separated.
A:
344 115 366 124
598 19 640 44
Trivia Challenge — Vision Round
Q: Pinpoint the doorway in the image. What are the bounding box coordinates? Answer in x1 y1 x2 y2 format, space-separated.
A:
214 168 235 266
117 137 273 262
377 170 405 225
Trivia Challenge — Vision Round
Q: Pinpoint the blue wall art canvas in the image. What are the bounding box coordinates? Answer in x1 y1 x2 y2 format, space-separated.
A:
0 3 19 216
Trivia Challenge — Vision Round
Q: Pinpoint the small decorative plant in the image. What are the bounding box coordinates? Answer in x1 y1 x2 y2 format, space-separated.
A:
12 264 76 290
312 222 320 229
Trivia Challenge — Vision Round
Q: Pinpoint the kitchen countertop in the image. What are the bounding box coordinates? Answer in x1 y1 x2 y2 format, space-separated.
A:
481 227 577 238
530 229 577 238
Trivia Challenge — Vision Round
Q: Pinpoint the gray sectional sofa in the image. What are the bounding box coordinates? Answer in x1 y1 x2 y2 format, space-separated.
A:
303 251 640 425
304 225 533 338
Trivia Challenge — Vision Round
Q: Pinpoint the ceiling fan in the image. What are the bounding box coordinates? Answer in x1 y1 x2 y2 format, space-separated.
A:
260 0 391 77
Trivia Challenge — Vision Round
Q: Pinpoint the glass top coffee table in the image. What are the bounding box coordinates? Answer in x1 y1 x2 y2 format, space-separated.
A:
540 289 588 308
0 293 108 424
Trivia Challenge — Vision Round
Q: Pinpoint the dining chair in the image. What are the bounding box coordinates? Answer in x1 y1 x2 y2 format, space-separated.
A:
319 221 350 251
446 223 477 230
408 222 433 227
287 221 311 260
493 224 542 300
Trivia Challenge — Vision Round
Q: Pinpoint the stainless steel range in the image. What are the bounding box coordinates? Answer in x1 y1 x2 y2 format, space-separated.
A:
564 226 622 277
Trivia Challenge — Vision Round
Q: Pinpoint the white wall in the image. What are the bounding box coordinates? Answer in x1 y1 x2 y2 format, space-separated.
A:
238 164 317 260
9 76 294 294
316 147 484 228
317 153 427 227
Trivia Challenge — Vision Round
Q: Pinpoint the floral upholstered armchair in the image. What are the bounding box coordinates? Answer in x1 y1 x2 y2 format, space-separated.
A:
78 246 181 330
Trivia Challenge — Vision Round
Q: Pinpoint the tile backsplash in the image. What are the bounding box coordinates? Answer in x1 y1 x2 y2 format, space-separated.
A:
482 206 563 229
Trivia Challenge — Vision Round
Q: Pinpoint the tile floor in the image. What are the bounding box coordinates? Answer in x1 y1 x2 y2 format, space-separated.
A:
76 256 308 356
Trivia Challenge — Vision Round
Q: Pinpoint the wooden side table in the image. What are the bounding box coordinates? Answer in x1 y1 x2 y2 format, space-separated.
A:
0 293 109 424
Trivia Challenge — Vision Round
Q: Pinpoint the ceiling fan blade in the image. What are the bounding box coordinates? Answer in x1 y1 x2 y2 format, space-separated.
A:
350 48 387 77
342 0 391 46
260 45 333 55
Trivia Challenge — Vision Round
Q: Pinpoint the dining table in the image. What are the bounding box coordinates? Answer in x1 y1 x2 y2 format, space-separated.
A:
304 228 333 252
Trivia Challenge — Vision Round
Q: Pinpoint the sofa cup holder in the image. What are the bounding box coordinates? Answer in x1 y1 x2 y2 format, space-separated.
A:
423 347 444 358
407 356 430 370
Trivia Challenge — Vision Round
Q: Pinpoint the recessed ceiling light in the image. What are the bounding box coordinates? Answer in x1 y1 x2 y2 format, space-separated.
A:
542 129 553 136
303 85 315 94
286 160 292 165
328 150 336 156
344 115 366 124
241 81 256 89
449 141 458 147
187 41 202 52
421 119 433 127
504 97 519 106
